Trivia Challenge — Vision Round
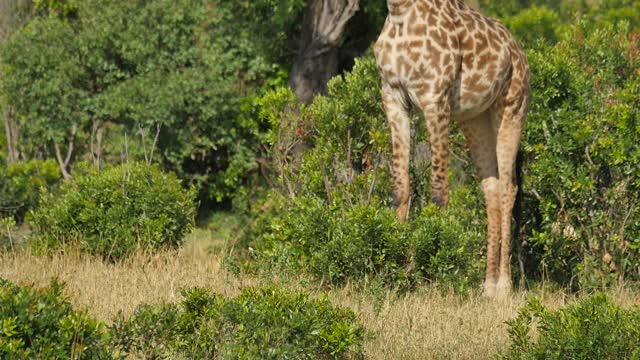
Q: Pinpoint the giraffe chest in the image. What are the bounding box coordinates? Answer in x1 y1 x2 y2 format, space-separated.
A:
375 32 446 88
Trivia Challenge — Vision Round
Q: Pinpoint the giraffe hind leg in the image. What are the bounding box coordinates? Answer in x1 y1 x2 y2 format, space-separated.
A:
493 96 526 298
457 110 501 297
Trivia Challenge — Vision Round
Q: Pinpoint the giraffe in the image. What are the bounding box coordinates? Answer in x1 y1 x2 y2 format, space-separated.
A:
374 0 530 297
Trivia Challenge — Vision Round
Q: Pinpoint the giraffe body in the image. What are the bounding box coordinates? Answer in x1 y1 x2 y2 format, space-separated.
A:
374 0 530 297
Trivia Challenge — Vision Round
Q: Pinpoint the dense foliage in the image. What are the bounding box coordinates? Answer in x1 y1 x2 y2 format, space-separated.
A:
30 162 195 261
503 294 640 359
0 278 363 359
0 278 117 359
111 286 364 359
522 21 640 289
0 159 60 224
237 57 485 292
1 0 639 291
0 0 278 206
239 6 640 291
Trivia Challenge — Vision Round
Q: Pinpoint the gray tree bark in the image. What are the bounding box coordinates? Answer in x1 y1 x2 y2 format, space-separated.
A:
289 0 360 104
2 106 20 163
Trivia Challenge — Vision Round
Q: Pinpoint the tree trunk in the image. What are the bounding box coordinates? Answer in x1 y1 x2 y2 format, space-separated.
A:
289 0 359 104
53 123 77 181
3 106 20 163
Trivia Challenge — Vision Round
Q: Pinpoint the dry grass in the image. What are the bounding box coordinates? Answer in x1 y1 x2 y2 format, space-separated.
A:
1 219 639 359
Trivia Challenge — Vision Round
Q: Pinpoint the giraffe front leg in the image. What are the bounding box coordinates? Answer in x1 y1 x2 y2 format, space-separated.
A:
423 101 451 209
382 83 411 222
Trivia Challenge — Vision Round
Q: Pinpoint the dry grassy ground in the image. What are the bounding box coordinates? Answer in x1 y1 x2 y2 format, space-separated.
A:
1 216 639 359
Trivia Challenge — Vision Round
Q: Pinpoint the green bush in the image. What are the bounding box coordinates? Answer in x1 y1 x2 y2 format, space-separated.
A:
521 21 640 289
0 278 119 359
240 196 410 287
238 54 487 292
0 159 61 224
411 187 486 292
0 217 18 249
0 0 278 208
30 161 196 261
241 185 486 292
111 286 364 359
502 294 640 359
502 5 560 46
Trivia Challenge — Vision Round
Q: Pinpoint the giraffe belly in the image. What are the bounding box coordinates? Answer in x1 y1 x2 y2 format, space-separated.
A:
451 69 506 121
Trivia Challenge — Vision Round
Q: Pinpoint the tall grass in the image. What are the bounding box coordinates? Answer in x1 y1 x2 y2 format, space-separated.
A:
1 215 638 359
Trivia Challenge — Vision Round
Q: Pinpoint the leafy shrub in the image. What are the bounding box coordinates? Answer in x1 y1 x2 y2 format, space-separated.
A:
111 286 364 359
240 196 407 287
502 6 560 46
238 54 487 292
0 159 61 224
0 278 118 359
30 161 196 261
503 294 640 359
521 21 640 289
0 216 18 249
0 0 277 208
241 184 486 292
410 187 486 292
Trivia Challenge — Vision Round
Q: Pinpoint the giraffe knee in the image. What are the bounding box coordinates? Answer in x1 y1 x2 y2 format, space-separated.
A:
481 177 500 199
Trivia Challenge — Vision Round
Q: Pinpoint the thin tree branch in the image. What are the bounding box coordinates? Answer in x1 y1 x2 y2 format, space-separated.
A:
149 123 161 164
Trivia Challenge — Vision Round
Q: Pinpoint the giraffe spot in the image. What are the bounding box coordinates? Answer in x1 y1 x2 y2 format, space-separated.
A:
409 40 424 49
442 53 452 66
428 48 442 69
478 19 486 31
410 23 427 36
463 55 474 70
427 14 438 27
388 25 397 39
431 29 449 48
416 2 429 16
476 53 491 70
409 68 423 81
474 33 489 53
415 85 431 100
449 34 459 50
408 8 417 24
460 35 473 51
463 73 482 88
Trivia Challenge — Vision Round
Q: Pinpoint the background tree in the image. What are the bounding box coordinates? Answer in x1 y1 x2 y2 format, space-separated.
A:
289 0 360 103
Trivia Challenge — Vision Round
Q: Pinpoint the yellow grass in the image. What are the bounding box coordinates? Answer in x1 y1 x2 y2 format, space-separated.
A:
1 221 639 359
